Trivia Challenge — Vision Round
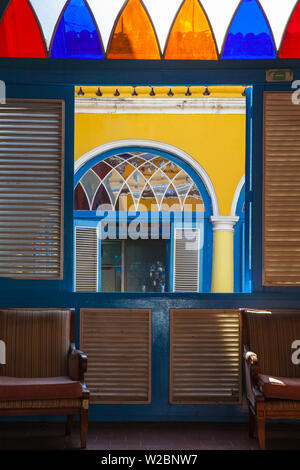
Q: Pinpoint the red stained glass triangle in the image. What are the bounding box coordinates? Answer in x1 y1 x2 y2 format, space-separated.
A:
280 2 300 58
0 0 46 58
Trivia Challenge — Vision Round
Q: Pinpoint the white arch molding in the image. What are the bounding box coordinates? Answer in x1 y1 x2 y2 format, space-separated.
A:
231 174 245 217
75 139 220 216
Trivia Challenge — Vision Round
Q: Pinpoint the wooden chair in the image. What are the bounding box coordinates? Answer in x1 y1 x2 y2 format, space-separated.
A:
0 308 89 448
242 309 300 450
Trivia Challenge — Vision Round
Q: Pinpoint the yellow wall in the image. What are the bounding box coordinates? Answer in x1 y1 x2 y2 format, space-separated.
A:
75 90 245 216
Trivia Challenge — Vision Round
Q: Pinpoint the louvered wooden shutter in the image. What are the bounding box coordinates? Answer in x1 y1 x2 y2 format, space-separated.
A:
170 309 241 404
75 227 98 292
80 309 152 403
0 99 64 279
264 92 300 285
173 228 200 292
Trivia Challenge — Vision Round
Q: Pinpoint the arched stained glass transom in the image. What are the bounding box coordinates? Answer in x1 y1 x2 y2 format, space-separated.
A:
75 152 205 213
1 0 300 59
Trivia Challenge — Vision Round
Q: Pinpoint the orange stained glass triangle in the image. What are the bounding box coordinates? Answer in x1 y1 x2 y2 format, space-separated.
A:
164 0 217 60
107 0 160 59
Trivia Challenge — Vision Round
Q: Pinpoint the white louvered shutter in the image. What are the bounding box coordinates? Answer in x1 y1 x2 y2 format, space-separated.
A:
0 99 64 279
75 226 98 292
173 228 200 292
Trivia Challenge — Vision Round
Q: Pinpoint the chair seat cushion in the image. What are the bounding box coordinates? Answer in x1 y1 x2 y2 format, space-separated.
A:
0 376 83 401
258 374 300 400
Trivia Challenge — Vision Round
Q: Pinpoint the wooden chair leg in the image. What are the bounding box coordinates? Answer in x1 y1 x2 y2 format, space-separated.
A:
80 411 89 449
257 415 266 450
65 414 73 436
249 408 256 438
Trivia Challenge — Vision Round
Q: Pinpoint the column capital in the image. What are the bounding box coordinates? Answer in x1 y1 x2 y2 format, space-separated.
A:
210 216 239 232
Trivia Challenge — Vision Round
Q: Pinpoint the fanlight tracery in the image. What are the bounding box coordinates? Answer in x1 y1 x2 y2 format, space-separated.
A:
75 152 205 213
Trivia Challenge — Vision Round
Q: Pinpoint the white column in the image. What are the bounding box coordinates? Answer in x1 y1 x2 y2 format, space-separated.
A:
210 216 239 293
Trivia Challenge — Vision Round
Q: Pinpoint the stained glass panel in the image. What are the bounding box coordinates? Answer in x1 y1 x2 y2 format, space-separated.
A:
139 162 157 180
107 0 160 59
259 0 297 50
116 190 134 211
161 184 181 210
29 0 68 49
115 184 135 211
103 169 125 207
184 183 204 211
115 161 136 179
173 171 193 205
163 161 181 181
164 0 218 60
86 0 125 50
222 0 276 59
149 170 171 206
138 184 159 211
74 182 90 210
151 157 168 169
140 153 159 161
280 2 300 58
128 155 146 168
126 170 147 207
81 169 101 206
105 155 124 167
0 0 46 58
92 184 113 210
201 0 240 52
142 0 182 52
50 0 103 59
93 161 113 180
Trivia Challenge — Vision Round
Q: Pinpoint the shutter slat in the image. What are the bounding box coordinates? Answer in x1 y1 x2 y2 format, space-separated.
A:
264 92 300 285
170 309 241 404
80 309 152 404
0 99 64 280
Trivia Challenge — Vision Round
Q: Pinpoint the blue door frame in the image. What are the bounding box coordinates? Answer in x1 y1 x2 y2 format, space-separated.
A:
1 29 300 422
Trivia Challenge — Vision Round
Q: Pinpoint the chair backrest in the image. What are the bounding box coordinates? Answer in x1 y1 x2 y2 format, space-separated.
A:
244 310 300 378
0 309 73 378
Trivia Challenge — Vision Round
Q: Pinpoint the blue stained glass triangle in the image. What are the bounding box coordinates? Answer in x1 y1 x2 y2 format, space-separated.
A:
50 0 103 59
222 0 276 59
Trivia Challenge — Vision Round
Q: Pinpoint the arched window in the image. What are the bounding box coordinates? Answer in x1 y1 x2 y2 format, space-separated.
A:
74 149 213 293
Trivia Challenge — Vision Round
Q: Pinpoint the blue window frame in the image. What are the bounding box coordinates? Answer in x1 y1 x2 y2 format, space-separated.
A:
74 146 213 293
234 185 246 293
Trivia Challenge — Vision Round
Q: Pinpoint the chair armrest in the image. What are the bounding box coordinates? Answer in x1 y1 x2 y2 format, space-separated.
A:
244 350 258 366
68 343 88 382
243 345 260 383
243 345 263 406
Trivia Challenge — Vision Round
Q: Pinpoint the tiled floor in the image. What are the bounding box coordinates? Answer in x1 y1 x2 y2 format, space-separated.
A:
0 422 300 450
